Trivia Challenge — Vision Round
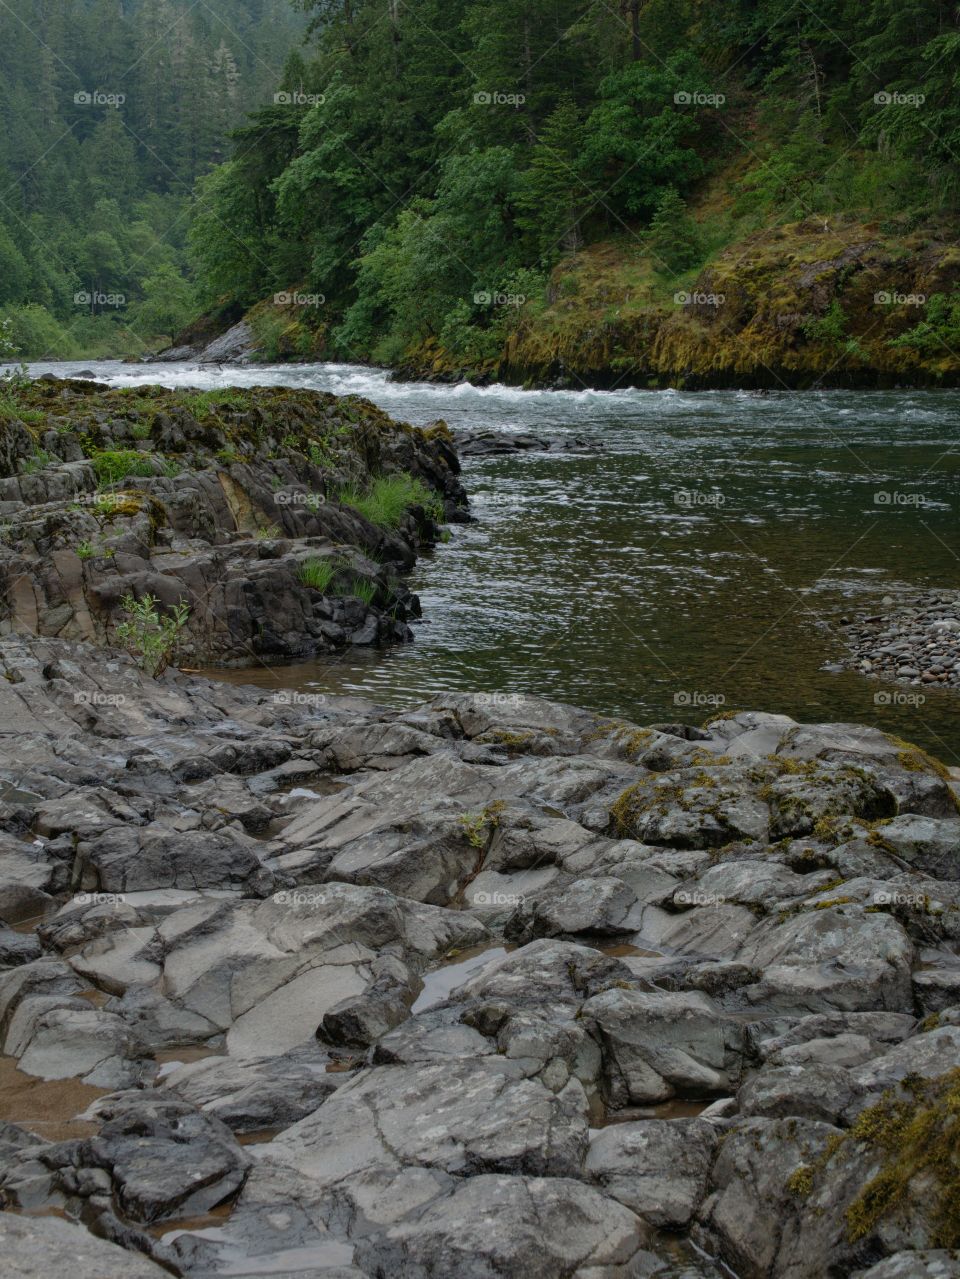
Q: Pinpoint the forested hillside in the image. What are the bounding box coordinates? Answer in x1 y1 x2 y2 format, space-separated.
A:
185 0 960 385
0 0 304 358
3 0 960 383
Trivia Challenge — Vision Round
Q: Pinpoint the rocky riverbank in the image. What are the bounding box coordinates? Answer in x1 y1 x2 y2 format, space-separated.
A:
1 632 959 1277
167 218 960 392
0 377 464 665
839 591 960 692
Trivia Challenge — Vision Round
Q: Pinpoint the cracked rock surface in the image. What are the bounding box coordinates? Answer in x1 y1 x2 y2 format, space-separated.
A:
0 638 959 1277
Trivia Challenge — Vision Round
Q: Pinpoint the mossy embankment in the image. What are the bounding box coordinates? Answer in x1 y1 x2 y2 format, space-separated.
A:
0 377 465 665
391 217 960 389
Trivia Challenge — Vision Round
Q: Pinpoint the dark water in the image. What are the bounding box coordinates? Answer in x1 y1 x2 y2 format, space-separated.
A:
27 360 960 763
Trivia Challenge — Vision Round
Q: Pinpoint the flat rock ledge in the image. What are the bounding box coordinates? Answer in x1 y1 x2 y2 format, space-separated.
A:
1 635 960 1279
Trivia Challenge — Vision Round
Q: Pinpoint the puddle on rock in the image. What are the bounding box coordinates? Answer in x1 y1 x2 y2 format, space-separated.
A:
156 1224 355 1275
591 1097 718 1129
153 1045 224 1080
147 1202 234 1240
411 943 510 1014
594 941 665 959
0 1054 107 1141
236 1128 280 1146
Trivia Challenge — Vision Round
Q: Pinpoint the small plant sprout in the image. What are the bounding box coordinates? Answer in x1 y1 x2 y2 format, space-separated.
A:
115 593 190 678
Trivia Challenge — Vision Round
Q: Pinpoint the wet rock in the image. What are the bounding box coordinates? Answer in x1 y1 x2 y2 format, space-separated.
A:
163 1043 349 1133
585 1118 719 1227
0 1210 170 1277
351 1173 649 1279
76 1091 249 1223
580 988 745 1106
266 1056 590 1184
504 876 639 943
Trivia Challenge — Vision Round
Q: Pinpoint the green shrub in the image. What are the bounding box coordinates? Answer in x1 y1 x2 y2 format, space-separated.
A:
115 593 190 677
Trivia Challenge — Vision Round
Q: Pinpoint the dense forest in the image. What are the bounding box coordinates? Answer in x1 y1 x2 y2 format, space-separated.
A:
0 0 304 358
186 0 960 379
2 0 960 377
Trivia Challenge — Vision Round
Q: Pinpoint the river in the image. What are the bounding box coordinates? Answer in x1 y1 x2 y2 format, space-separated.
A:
23 359 960 763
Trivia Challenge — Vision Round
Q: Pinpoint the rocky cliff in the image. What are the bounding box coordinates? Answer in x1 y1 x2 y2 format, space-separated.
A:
0 378 464 665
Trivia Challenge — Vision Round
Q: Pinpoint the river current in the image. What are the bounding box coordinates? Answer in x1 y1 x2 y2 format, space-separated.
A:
25 360 960 763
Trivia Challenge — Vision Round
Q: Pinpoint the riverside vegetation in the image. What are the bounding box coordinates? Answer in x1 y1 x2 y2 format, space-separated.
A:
0 379 959 1277
4 2 960 387
174 0 960 387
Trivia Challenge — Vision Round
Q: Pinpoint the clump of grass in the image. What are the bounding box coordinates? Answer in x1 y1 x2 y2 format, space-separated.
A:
338 471 444 529
91 449 155 485
333 578 377 606
298 558 338 591
0 395 45 424
76 540 95 560
21 449 53 474
129 421 152 440
178 388 240 418
255 524 281 541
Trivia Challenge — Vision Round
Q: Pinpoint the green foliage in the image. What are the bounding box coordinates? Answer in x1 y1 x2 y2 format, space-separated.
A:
19 449 53 473
647 188 702 274
115 593 190 678
803 301 850 348
890 292 960 356
91 450 156 485
0 395 44 425
179 389 240 418
333 578 377 606
76 541 96 561
338 472 444 529
0 0 306 356
298 558 338 591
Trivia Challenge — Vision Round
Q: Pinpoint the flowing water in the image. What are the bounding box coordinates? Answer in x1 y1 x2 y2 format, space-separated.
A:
24 359 960 762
